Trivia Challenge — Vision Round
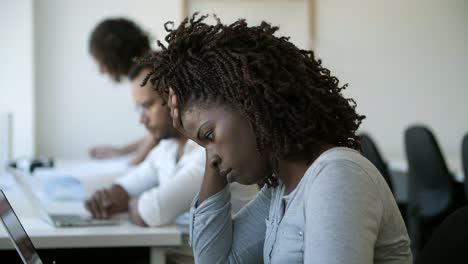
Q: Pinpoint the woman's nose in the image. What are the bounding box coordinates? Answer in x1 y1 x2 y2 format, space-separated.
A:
207 149 221 169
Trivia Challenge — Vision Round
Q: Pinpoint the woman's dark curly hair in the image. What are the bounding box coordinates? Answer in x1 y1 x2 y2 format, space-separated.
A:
89 18 150 82
142 14 365 164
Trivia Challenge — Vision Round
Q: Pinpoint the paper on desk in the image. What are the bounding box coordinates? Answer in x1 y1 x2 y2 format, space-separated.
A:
43 176 87 201
34 158 131 199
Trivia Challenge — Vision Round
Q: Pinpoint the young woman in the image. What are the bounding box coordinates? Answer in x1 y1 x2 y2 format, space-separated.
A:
141 15 412 263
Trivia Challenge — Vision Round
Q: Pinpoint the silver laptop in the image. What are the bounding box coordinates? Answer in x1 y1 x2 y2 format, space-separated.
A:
8 168 119 227
0 189 44 264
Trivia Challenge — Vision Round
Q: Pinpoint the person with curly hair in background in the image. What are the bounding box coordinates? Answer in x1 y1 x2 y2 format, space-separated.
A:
140 14 413 263
88 18 157 166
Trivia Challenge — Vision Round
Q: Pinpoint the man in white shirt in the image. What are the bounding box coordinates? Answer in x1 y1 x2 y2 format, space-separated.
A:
85 63 258 226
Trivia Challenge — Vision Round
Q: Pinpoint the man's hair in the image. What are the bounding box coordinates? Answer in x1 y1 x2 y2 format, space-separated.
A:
128 63 152 81
141 14 365 163
89 18 150 82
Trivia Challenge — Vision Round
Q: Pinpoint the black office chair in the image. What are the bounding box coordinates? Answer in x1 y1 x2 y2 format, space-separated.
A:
462 133 468 198
359 133 393 191
405 125 465 253
415 206 468 264
359 133 409 224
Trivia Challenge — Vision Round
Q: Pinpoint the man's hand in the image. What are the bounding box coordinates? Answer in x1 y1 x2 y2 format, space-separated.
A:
88 145 122 159
85 184 129 219
128 199 148 227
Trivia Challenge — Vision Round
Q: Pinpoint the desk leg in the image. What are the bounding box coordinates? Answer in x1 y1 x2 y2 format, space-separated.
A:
150 247 166 264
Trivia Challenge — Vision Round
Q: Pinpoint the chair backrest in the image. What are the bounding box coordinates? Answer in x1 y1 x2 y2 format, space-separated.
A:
462 133 468 198
404 125 453 218
415 206 468 264
359 133 392 190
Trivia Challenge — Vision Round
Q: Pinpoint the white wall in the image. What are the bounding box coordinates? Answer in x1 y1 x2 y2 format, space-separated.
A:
31 0 468 161
0 1 34 158
314 0 468 159
35 0 184 158
186 0 468 160
187 0 311 49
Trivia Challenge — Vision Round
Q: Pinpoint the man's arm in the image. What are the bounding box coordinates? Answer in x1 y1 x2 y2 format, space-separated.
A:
129 135 158 166
85 146 161 218
129 198 147 226
134 145 205 226
116 137 146 155
88 135 155 161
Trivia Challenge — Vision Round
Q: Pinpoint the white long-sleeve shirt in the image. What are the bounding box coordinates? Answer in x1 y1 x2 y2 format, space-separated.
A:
117 139 206 226
117 138 258 227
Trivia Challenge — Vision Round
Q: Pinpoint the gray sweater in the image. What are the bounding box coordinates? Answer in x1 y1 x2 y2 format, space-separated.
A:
189 147 412 263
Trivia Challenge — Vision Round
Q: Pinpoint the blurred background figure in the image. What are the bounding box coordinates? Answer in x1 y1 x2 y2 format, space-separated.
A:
88 18 158 166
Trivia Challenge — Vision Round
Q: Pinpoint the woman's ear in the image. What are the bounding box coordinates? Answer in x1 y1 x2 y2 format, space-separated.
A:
167 88 185 133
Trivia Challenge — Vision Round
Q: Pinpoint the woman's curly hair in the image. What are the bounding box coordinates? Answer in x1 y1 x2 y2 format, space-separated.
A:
89 18 150 82
142 14 365 164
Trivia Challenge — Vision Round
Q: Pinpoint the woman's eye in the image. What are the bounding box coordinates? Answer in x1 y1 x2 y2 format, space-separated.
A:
205 131 214 141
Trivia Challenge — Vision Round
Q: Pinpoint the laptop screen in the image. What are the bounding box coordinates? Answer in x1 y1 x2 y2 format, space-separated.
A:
0 190 42 264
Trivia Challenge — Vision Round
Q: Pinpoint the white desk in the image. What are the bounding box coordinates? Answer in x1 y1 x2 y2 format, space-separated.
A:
34 157 134 195
0 173 183 264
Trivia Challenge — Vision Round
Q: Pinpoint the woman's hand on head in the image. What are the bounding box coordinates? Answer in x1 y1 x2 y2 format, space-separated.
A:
197 149 229 207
